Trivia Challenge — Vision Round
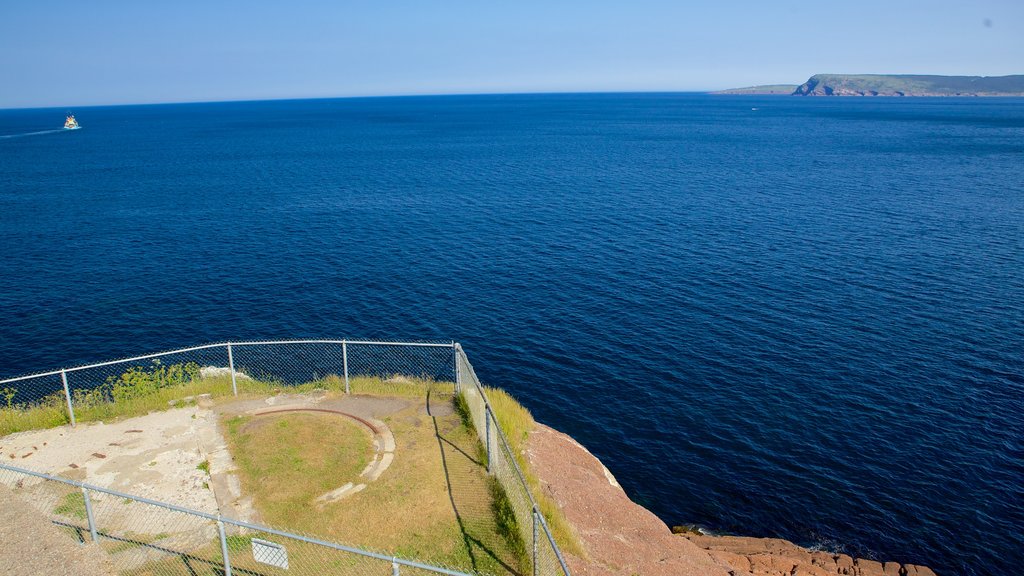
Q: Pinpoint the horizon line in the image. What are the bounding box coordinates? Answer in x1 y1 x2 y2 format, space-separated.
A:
0 88 752 111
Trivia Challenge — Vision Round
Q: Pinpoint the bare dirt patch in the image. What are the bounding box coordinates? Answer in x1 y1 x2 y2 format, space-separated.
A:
0 485 114 576
0 406 219 513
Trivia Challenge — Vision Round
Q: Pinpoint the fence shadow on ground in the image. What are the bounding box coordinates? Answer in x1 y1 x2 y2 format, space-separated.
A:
53 519 266 576
428 389 524 576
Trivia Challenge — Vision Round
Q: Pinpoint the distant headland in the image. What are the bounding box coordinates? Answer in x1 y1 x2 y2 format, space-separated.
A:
715 74 1024 96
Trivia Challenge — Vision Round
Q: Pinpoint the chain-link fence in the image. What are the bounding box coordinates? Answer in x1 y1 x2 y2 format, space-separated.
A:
0 463 473 576
0 340 571 576
455 345 571 576
0 340 456 433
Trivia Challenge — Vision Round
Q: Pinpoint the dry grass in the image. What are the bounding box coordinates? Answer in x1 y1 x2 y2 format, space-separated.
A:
219 389 522 575
224 412 373 522
347 375 455 398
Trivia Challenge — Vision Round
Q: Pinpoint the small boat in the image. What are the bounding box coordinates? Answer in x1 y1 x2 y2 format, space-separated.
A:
63 114 81 130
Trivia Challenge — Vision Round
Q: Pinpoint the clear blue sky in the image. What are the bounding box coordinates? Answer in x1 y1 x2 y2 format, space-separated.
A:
2 0 1022 108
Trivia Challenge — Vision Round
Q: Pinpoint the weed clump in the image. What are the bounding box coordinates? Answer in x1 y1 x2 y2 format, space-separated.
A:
489 477 528 564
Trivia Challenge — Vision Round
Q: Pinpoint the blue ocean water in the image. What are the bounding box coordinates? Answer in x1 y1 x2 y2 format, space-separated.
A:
1 94 1021 575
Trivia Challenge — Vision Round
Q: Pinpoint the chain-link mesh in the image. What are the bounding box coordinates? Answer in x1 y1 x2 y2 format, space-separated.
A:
346 342 455 382
2 341 457 434
535 513 569 576
223 525 393 576
492 428 536 571
0 372 69 436
230 342 346 387
0 465 87 544
89 489 220 575
64 345 233 425
399 562 473 576
0 464 474 576
457 351 489 446
457 348 571 576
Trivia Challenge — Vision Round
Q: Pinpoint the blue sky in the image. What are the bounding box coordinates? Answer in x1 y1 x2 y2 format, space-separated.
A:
1 0 1022 108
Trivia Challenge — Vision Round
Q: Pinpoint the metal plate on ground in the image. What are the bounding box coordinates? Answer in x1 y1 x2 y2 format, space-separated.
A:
252 538 289 569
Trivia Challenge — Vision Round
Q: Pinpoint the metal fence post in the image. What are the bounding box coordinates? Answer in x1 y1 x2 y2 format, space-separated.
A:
60 369 75 427
485 406 493 475
343 340 350 394
533 507 539 576
392 557 400 576
218 518 233 576
453 343 461 394
227 343 238 396
81 487 98 544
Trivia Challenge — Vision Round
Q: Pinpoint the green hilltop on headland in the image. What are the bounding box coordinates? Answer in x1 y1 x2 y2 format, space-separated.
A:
715 73 1024 96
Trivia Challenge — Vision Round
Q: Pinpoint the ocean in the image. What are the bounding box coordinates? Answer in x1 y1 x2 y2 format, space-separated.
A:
1 93 1021 575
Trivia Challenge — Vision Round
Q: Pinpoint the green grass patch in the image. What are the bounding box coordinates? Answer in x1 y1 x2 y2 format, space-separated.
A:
196 460 210 474
225 534 253 552
53 491 87 520
224 412 373 522
489 477 528 563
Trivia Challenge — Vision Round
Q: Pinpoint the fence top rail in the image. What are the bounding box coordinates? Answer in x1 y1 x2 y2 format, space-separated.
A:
0 461 472 576
0 342 231 384
231 339 455 349
535 502 572 575
0 338 458 384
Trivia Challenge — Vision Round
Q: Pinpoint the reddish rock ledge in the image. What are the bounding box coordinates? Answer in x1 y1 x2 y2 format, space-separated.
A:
525 423 937 576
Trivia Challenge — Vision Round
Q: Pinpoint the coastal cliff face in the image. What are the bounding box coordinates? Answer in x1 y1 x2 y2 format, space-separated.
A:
714 74 1024 96
526 423 937 576
526 424 730 576
793 74 1024 96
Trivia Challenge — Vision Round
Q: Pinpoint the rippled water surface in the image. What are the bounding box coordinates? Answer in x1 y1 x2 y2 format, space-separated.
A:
1 94 1022 575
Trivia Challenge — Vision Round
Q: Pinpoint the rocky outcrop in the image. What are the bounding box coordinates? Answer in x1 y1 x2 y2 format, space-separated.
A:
525 422 938 576
683 533 937 576
794 76 888 96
